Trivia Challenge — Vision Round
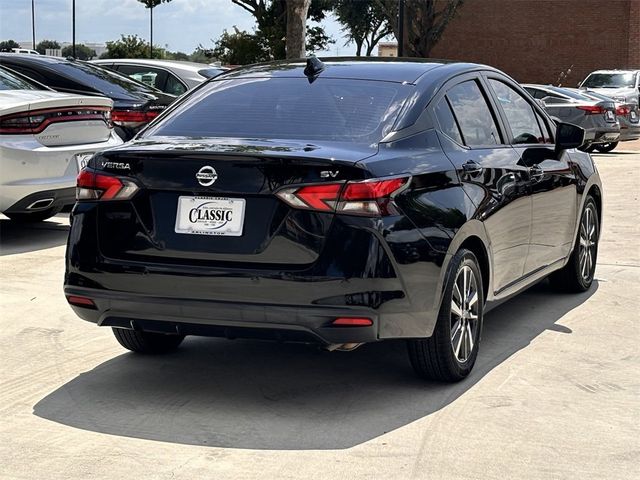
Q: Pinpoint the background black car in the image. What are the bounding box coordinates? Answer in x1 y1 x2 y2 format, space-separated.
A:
65 58 602 382
0 53 175 140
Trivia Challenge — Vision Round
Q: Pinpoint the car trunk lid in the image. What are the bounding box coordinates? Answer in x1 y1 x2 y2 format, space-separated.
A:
92 138 375 268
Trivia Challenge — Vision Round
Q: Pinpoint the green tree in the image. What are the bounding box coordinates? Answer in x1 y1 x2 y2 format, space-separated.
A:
61 44 96 60
333 0 392 56
102 34 165 59
212 27 270 65
230 0 333 59
0 40 21 52
137 0 173 58
376 0 465 57
35 39 61 55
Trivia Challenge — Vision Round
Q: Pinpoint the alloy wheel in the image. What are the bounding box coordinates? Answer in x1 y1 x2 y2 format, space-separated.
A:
450 265 479 363
579 204 598 282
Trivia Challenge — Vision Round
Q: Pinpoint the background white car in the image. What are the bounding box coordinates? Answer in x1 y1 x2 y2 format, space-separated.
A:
0 66 122 222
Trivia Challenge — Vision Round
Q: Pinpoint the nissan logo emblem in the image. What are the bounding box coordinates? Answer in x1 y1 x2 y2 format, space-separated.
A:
196 166 218 186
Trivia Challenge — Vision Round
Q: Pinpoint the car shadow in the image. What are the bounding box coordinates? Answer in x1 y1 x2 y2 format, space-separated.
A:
0 215 69 256
33 280 598 450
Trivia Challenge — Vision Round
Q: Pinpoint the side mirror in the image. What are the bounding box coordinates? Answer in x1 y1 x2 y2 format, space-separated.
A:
555 122 585 151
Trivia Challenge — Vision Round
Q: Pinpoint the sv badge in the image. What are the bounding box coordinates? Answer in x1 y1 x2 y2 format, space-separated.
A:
320 170 339 178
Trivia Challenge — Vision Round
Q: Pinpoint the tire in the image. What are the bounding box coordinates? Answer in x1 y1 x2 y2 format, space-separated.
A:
593 142 618 153
549 196 599 292
112 328 185 354
407 249 484 382
4 206 62 222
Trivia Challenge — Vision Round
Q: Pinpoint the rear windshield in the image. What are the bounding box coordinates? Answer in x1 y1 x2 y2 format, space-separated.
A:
582 73 637 88
54 61 162 98
145 77 408 143
546 86 591 100
0 67 40 90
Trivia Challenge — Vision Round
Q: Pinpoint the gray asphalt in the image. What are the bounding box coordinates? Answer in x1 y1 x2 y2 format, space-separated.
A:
0 152 638 479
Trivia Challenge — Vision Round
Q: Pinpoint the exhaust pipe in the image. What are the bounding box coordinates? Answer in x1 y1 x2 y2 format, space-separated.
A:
26 198 54 210
325 343 363 352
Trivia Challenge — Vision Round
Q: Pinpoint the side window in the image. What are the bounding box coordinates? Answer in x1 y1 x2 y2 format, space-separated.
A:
5 65 48 85
116 65 169 92
446 80 502 147
434 98 463 145
165 74 187 96
489 79 543 145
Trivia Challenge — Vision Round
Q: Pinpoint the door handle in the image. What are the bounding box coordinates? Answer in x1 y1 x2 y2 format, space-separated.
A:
529 164 544 181
462 160 483 174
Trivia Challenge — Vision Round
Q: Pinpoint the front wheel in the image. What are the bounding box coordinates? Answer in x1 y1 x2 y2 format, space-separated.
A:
112 328 185 354
549 196 599 292
593 142 618 153
407 249 484 382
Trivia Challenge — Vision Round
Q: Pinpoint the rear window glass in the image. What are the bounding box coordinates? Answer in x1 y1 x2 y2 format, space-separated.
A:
446 80 502 146
53 61 162 98
145 77 408 143
0 67 40 90
434 98 463 144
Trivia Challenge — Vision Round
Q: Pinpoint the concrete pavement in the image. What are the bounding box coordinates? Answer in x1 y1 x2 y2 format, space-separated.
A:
0 153 638 479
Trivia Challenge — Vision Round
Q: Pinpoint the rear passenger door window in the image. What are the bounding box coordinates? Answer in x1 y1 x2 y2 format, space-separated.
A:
488 79 544 144
116 65 171 92
434 98 464 145
446 80 502 147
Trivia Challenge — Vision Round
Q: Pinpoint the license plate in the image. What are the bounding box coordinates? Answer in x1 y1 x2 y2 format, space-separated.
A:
631 110 638 121
75 152 94 171
605 110 615 121
175 196 245 236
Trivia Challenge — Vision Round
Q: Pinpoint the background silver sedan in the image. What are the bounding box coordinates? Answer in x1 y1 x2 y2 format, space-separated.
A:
92 59 228 96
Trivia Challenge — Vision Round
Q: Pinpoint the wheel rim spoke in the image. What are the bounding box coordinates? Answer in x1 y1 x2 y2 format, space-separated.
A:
466 323 474 353
451 298 463 318
450 263 480 363
451 319 462 341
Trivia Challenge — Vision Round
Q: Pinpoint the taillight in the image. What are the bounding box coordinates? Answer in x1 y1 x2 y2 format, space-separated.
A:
76 169 139 201
576 105 606 115
111 109 159 127
275 176 410 216
0 106 111 134
616 105 631 116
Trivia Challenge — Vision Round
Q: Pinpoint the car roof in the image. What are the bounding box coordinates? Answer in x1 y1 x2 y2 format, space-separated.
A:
587 69 639 74
220 57 492 85
92 58 223 71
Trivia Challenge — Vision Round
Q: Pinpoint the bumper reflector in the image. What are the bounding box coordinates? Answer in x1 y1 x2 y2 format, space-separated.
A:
66 295 96 309
332 317 373 327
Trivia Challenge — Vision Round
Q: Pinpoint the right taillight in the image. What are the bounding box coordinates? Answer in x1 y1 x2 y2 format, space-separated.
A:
576 105 606 115
111 109 159 127
76 169 139 201
275 176 410 217
616 105 631 116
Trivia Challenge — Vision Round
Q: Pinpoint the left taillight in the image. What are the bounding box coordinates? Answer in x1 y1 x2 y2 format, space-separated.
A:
0 106 112 134
76 169 139 201
616 105 631 116
275 176 410 217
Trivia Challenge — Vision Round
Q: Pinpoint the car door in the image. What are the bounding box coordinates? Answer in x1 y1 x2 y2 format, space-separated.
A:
433 75 532 293
485 76 578 274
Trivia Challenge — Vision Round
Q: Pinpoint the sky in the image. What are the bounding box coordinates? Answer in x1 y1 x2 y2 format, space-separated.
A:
0 0 359 56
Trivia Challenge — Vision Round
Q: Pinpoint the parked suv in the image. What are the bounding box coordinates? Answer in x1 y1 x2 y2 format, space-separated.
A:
579 70 640 106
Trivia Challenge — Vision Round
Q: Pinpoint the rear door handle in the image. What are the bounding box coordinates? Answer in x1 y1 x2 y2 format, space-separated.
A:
529 164 544 180
462 160 483 174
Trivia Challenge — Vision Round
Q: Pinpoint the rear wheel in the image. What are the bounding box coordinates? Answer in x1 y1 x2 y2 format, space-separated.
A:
112 328 185 354
578 144 595 153
407 249 483 382
549 196 599 292
593 142 618 153
4 207 62 222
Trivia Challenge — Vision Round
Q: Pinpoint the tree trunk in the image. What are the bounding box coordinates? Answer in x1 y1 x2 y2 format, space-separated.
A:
285 0 311 59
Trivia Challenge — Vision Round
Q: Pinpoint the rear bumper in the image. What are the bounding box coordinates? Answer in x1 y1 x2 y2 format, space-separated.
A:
4 186 75 214
619 123 640 142
64 286 385 344
585 126 620 145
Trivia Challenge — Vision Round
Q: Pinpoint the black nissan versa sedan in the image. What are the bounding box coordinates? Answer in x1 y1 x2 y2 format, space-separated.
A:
64 58 602 382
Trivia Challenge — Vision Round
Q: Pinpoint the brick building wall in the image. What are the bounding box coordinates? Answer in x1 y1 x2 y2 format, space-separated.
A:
429 0 640 86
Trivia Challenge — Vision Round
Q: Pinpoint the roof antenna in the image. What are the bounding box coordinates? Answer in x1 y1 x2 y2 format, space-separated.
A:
304 56 325 83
